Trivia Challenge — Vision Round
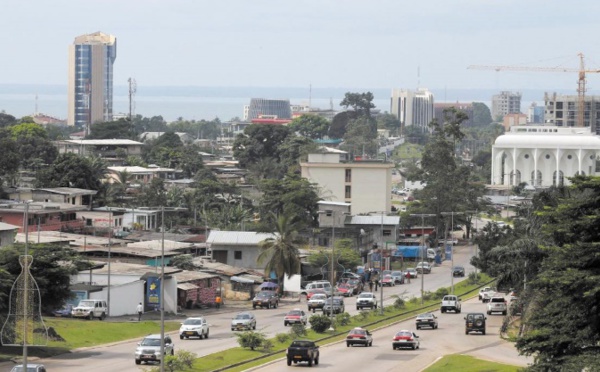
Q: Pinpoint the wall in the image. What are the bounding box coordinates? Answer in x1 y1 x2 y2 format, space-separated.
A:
89 280 145 317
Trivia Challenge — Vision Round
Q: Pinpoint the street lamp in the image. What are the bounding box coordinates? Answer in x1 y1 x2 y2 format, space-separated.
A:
441 212 464 294
466 210 479 275
410 214 435 304
369 211 387 316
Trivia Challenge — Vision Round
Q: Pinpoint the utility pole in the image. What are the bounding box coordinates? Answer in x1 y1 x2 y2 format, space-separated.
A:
441 212 464 294
410 214 435 304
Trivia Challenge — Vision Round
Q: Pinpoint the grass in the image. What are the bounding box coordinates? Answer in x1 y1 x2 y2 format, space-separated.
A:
191 274 494 372
0 318 180 361
424 354 522 372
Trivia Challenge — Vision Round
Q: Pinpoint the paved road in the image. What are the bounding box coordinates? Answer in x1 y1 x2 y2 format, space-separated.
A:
21 246 477 371
252 299 532 372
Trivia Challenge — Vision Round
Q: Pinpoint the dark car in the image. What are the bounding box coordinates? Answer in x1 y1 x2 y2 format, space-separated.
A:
346 279 363 294
323 296 345 315
52 304 73 317
452 266 465 277
465 312 487 335
286 340 319 366
252 291 279 309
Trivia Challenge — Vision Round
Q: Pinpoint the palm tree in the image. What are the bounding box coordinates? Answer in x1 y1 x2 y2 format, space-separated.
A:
257 213 302 294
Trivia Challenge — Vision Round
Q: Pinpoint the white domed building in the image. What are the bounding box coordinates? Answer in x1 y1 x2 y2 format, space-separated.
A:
491 126 600 187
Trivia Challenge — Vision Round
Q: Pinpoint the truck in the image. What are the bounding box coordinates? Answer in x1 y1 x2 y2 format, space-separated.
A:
440 295 461 313
286 340 320 366
393 246 429 259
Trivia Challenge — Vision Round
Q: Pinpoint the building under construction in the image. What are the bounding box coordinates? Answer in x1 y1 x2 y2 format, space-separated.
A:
544 92 600 134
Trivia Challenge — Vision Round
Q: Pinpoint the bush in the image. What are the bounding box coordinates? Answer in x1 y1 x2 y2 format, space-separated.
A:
422 291 433 301
235 330 266 350
434 287 449 300
357 310 370 321
290 323 307 339
309 314 332 333
262 338 273 352
275 332 290 343
145 350 197 372
335 312 351 326
468 272 481 284
391 295 405 309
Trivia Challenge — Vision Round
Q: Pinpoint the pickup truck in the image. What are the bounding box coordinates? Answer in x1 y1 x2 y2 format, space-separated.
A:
478 286 496 302
286 340 320 366
440 295 461 313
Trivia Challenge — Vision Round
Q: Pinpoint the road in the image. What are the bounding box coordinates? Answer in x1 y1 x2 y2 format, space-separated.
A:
30 245 478 371
252 299 532 372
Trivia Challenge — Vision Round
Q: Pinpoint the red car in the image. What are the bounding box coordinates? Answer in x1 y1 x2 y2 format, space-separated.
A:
306 288 328 300
381 274 395 287
346 327 373 347
335 283 353 297
392 330 420 350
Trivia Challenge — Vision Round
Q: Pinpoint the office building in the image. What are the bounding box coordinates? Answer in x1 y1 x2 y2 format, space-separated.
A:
390 89 434 131
491 91 521 120
544 92 600 133
528 102 545 124
67 31 117 130
245 98 292 121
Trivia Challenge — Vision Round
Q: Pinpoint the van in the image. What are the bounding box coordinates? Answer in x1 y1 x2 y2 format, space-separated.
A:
301 281 332 296
71 299 108 320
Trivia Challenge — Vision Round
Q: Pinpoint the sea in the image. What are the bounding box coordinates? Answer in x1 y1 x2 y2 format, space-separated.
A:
0 85 554 123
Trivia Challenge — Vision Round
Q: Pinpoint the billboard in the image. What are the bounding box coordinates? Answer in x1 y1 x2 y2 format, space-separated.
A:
146 276 161 310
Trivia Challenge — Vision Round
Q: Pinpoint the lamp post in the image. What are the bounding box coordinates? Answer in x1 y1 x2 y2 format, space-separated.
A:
160 206 165 372
466 210 479 275
410 214 435 304
369 211 387 316
441 212 463 294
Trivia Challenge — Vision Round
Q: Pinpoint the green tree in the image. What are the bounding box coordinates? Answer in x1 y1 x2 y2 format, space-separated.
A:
9 122 48 140
287 115 330 139
341 117 378 157
36 153 102 190
340 92 376 117
88 118 134 139
258 214 303 293
472 102 493 127
329 111 358 139
136 178 167 207
232 124 292 169
307 239 362 276
0 112 17 128
0 134 20 178
376 113 401 134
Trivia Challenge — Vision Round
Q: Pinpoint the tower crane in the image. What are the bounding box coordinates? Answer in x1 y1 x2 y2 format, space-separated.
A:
468 53 600 127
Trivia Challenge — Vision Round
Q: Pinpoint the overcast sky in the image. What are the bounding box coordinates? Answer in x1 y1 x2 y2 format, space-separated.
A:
3 0 600 94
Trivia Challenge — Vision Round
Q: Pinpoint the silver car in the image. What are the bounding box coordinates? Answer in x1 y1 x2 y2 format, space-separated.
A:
231 312 256 331
134 334 174 365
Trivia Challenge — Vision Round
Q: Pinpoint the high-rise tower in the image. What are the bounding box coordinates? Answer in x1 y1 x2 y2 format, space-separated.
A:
67 32 117 131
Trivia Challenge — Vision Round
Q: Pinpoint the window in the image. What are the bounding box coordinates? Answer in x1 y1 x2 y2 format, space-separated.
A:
383 229 392 237
234 251 242 260
345 185 351 198
345 169 352 182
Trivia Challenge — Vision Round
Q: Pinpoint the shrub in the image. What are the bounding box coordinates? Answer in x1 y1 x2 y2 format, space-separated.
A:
468 272 481 284
275 332 290 343
309 314 332 333
357 310 370 321
235 330 266 350
262 339 273 352
290 323 307 339
434 287 449 300
391 295 405 309
422 291 433 301
335 312 351 326
145 350 197 372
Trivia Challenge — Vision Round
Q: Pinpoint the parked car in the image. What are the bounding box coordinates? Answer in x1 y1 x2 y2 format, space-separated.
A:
391 271 405 284
286 340 319 366
346 279 364 294
415 312 438 330
252 291 279 309
340 272 361 280
335 283 354 297
10 365 47 372
487 296 508 315
179 317 209 339
323 296 345 315
381 274 395 287
440 295 462 313
346 327 373 347
52 304 73 317
231 312 256 331
306 288 329 300
71 299 107 320
392 330 420 350
284 309 308 326
416 261 432 274
356 292 378 310
302 281 332 297
465 313 487 335
452 266 465 277
134 334 174 365
405 268 418 279
307 293 328 312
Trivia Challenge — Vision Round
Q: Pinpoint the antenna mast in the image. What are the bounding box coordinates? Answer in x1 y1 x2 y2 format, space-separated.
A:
128 78 137 134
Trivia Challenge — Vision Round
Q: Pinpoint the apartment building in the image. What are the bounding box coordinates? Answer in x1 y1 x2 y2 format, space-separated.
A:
491 91 521 120
390 89 435 131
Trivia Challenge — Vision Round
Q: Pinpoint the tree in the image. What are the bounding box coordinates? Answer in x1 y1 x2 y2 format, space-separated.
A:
472 102 493 127
0 134 20 177
0 112 17 128
257 214 303 293
136 178 167 207
341 117 378 157
329 111 357 139
232 124 292 169
307 239 362 276
287 115 330 139
170 254 196 270
376 113 401 134
340 92 375 118
36 153 102 190
88 118 134 139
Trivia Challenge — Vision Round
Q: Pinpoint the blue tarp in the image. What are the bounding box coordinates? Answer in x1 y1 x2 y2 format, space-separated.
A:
393 246 426 258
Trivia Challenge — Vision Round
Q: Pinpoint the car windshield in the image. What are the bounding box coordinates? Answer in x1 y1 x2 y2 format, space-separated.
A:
358 293 372 298
417 313 432 319
288 311 302 316
391 271 402 276
291 341 314 348
470 314 485 320
235 314 250 320
78 300 95 307
349 329 366 335
257 292 271 298
141 337 161 346
311 294 326 300
11 367 42 372
396 331 412 337
348 279 359 285
383 275 392 280
407 268 415 272
183 318 203 325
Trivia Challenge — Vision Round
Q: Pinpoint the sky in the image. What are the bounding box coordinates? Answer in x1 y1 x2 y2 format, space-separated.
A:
3 0 600 94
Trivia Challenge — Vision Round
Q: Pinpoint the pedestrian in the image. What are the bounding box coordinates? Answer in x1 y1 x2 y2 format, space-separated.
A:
368 280 373 292
136 302 143 321
215 295 222 309
374 278 379 292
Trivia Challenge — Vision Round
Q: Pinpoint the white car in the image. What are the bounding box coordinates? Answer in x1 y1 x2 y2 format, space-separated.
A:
179 317 210 339
356 292 378 310
10 365 47 372
134 334 174 365
231 312 256 331
71 299 108 320
487 296 508 315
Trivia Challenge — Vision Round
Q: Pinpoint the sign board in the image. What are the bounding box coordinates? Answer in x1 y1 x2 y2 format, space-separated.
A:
445 244 452 260
146 276 161 310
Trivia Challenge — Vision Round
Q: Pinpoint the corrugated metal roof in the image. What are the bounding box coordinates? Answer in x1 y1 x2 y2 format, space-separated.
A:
127 240 195 251
207 231 277 245
0 222 19 231
177 282 199 291
348 216 400 225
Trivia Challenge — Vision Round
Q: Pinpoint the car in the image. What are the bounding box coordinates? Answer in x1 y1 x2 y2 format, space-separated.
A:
465 313 487 335
284 309 308 326
427 248 437 260
231 312 256 331
306 288 329 300
392 330 420 350
356 292 378 310
405 268 418 279
302 281 332 297
416 261 432 274
441 295 461 313
71 299 108 320
452 266 465 277
391 271 405 284
52 303 73 317
415 312 438 330
478 286 496 301
381 274 395 287
346 279 364 294
286 340 319 366
335 283 354 297
346 327 373 347
134 334 174 365
482 290 497 303
323 296 345 315
252 291 279 309
308 293 328 312
487 296 508 315
179 316 209 339
340 272 361 280
10 364 47 372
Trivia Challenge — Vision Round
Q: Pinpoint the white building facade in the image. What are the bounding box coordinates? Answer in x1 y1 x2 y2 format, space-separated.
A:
390 89 434 131
491 126 600 187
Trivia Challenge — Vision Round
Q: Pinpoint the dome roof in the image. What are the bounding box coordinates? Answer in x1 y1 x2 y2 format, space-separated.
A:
494 133 600 149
